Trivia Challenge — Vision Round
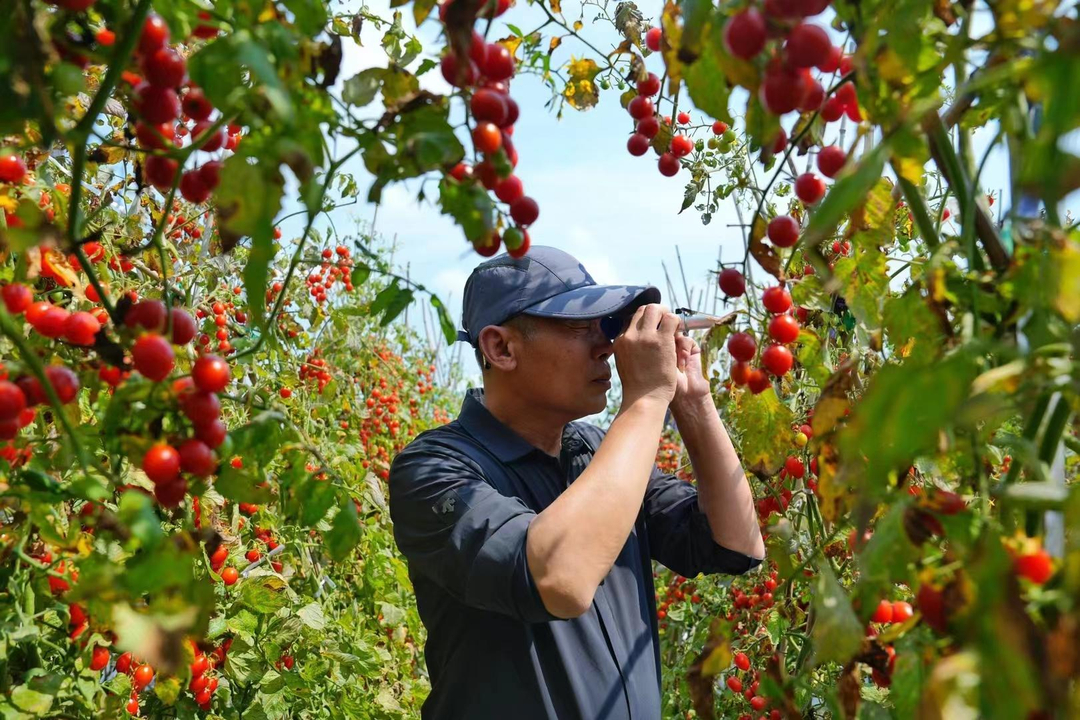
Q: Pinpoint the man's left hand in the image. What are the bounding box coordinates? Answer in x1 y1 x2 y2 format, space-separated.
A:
672 333 711 410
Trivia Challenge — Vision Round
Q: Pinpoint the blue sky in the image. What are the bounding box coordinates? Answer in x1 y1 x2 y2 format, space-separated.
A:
277 0 1049 354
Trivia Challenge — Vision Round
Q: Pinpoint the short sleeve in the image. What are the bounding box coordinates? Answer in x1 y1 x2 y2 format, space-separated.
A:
643 466 762 578
388 443 562 623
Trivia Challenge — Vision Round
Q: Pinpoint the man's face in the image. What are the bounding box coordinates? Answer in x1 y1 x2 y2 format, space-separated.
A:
511 316 615 419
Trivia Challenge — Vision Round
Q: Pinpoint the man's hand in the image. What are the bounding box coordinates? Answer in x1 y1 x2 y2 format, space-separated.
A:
672 332 711 411
612 304 681 409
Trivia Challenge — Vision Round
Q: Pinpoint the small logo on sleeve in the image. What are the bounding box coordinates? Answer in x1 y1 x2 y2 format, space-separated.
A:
433 493 456 516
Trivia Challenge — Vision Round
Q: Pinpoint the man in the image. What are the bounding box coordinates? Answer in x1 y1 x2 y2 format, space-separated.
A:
388 246 765 719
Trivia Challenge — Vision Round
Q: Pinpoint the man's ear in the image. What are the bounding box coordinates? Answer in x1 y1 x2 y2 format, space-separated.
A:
477 326 518 372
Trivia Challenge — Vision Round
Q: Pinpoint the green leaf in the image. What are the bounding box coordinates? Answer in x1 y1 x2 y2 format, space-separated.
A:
393 103 464 176
188 37 246 110
2 199 56 252
326 500 361 561
379 288 415 326
809 560 863 667
233 32 293 121
381 66 420 107
430 294 457 345
227 411 293 466
1000 481 1069 509
745 94 780 152
438 178 494 243
883 285 945 356
105 671 131 698
790 273 830 311
152 675 182 706
10 685 53 714
415 57 438 76
342 68 385 107
839 350 980 493
368 281 403 317
297 602 327 631
413 0 439 26
298 478 337 526
238 575 291 614
854 501 918 612
215 465 274 505
225 608 259 640
214 156 285 243
117 490 163 549
796 329 831 387
729 387 795 476
245 216 276 327
683 20 732 125
350 263 372 287
892 629 932 717
800 139 892 250
123 544 195 596
282 0 329 35
223 636 261 685
833 250 889 331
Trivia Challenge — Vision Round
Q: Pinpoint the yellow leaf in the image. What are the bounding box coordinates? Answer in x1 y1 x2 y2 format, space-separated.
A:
894 156 924 185
731 386 795 476
91 143 128 166
549 0 561 13
499 35 523 58
876 47 913 85
660 1 683 85
549 36 562 53
258 5 280 22
573 20 583 31
1051 237 1080 322
812 397 850 440
970 360 1025 396
815 442 849 524
562 56 600 110
699 636 732 676
608 38 635 59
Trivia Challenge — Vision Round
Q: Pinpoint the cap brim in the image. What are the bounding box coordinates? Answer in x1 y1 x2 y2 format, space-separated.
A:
519 284 661 321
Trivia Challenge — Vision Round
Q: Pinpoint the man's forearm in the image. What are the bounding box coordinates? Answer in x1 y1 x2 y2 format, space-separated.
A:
671 397 765 560
526 398 669 617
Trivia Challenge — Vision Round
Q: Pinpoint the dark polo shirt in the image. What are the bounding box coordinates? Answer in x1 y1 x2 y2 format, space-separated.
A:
388 388 761 720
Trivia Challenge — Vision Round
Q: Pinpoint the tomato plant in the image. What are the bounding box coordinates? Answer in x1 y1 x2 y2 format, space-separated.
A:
1 0 1079 717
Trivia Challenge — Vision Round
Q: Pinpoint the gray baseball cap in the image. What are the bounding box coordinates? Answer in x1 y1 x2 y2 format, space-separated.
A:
456 246 661 346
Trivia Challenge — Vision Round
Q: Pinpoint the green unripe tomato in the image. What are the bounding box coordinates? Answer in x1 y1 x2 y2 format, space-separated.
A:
718 141 732 154
707 138 719 149
502 227 525 251
695 139 705 151
599 79 610 90
722 130 736 143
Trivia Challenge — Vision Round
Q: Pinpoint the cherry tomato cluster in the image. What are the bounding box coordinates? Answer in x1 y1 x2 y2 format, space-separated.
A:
186 642 224 712
299 348 334 394
137 348 231 508
121 13 240 202
713 568 786 718
654 428 694 481
438 0 538 259
724 284 797 394
653 572 701 626
724 651 779 720
303 245 356 305
195 299 240 355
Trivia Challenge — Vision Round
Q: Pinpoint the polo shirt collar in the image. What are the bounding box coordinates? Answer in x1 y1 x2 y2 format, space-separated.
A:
458 387 586 463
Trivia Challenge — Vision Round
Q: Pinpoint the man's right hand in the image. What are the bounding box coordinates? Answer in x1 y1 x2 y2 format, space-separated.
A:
612 303 682 409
